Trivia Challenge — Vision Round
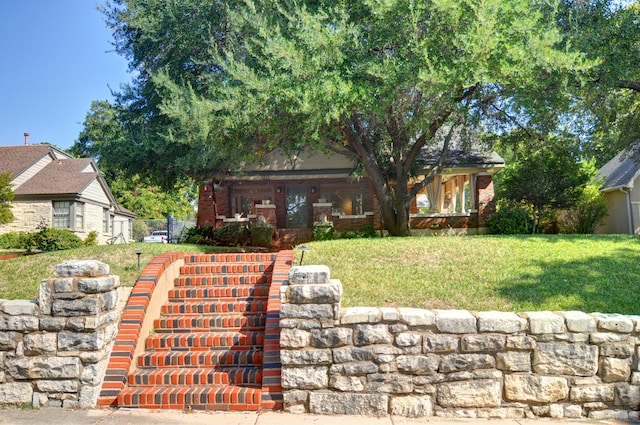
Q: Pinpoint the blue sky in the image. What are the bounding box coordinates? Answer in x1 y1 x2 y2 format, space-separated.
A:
0 1 130 150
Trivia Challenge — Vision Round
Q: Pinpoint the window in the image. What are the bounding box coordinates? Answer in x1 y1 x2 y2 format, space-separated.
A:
52 201 84 230
320 185 365 215
230 186 274 216
286 185 308 228
416 174 475 214
103 208 111 233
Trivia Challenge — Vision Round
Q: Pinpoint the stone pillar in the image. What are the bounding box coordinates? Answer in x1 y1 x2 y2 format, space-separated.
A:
255 203 277 227
279 265 342 413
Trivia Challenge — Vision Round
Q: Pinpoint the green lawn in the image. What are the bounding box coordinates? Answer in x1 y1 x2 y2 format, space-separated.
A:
0 235 638 315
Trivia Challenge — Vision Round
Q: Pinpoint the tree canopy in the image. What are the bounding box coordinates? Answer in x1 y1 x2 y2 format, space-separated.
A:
89 0 608 235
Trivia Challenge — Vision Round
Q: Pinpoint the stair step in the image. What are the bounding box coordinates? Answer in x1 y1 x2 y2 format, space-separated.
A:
184 253 276 264
145 331 264 350
180 263 273 275
129 366 262 387
137 348 263 368
176 274 270 286
117 385 262 411
168 286 270 300
154 314 267 333
161 300 268 315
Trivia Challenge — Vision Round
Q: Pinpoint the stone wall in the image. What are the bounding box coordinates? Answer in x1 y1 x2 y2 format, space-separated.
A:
0 260 119 408
280 265 640 421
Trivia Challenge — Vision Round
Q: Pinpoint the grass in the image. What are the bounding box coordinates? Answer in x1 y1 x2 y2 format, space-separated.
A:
0 235 638 314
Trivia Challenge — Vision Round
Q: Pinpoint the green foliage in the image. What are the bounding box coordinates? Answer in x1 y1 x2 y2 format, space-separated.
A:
0 172 14 225
183 226 216 245
560 185 608 234
313 223 335 241
487 201 535 235
0 232 29 249
132 220 150 242
213 224 250 247
248 222 274 248
338 225 379 240
24 228 84 252
83 231 99 246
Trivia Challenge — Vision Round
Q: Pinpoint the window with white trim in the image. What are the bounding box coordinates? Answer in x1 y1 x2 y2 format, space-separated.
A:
52 201 85 230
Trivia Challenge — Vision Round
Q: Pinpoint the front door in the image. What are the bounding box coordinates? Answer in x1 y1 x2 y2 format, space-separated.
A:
286 185 308 228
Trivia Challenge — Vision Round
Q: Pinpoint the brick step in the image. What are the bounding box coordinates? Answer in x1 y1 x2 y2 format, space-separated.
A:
168 286 270 300
180 263 273 275
137 348 263 368
161 300 268 315
176 274 271 286
117 385 262 411
154 314 267 333
184 253 277 264
129 366 262 387
145 331 264 350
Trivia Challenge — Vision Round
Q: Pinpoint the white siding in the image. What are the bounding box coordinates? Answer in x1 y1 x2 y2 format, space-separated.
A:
80 180 110 205
11 156 53 189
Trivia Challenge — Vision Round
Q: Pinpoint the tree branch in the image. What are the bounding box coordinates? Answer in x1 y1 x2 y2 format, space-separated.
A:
618 80 640 93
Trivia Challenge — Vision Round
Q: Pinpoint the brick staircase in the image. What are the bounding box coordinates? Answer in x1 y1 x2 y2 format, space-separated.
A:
99 251 293 412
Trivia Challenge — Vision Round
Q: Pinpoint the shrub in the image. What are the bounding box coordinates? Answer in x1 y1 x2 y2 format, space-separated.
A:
559 184 608 234
213 223 250 247
313 222 335 241
487 201 534 234
25 228 83 252
0 231 28 249
84 231 98 246
248 222 274 248
183 226 216 245
132 221 150 242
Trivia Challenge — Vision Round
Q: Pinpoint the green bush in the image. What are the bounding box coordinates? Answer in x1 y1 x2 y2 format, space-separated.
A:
248 222 274 248
560 184 608 234
337 225 378 239
132 221 150 242
213 223 250 247
25 228 83 252
313 223 335 241
184 226 216 245
84 231 98 246
487 201 534 234
0 231 29 249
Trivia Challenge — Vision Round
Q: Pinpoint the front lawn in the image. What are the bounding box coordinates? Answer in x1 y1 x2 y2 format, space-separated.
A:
0 235 637 315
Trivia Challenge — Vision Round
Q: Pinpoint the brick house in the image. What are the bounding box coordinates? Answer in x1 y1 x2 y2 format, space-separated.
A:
198 146 504 245
0 143 135 244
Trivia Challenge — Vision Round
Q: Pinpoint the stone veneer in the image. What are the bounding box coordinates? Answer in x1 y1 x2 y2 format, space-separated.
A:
0 260 119 408
280 265 640 421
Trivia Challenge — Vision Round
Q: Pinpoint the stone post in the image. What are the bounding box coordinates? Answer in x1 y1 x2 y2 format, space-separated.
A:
0 260 122 408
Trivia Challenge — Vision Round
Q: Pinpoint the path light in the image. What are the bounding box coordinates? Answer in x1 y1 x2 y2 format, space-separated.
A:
135 249 143 270
298 245 310 266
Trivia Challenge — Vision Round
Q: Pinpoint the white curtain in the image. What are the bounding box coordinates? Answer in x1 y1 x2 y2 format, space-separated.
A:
426 176 442 213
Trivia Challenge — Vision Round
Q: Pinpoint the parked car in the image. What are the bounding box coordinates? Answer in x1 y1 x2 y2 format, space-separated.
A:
142 230 168 243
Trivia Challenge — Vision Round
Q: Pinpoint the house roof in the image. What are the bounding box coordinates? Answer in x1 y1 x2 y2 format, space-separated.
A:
598 145 640 192
0 145 64 178
417 144 505 171
13 158 97 196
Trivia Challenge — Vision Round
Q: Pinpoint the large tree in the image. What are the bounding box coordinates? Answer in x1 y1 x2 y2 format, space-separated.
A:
99 0 589 236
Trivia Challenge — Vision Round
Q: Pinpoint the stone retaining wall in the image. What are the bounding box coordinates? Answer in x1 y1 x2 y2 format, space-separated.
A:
280 265 640 421
0 260 119 408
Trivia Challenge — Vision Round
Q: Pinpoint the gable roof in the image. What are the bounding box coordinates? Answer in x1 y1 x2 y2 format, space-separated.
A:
598 145 640 192
13 158 97 196
0 145 70 178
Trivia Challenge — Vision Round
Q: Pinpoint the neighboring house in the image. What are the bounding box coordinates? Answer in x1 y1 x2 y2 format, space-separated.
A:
198 142 504 244
597 145 640 234
0 143 135 244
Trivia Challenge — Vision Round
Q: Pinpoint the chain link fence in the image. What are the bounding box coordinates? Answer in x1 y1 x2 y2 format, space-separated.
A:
133 215 196 243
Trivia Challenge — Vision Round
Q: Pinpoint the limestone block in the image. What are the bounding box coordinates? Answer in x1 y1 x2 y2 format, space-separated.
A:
524 311 564 334
434 406 478 418
0 315 39 332
588 409 631 421
280 328 310 349
559 311 596 332
506 335 536 350
79 384 102 408
353 324 393 346
0 331 18 350
633 372 640 385
477 407 526 419
281 366 328 389
496 351 531 372
280 304 336 322
333 346 373 363
79 349 109 364
309 392 388 415
84 310 119 330
32 392 48 408
504 374 569 403
533 342 598 376
380 307 400 321
614 384 640 407
564 404 583 419
435 310 476 334
329 361 378 375
396 332 422 348
6 356 79 379
628 315 640 332
52 298 99 317
397 355 439 374
439 354 495 373
286 280 342 304
366 373 413 394
329 375 364 392
423 335 459 353
437 380 501 408
592 313 634 333
341 307 380 324
590 332 629 344
570 384 615 402
288 265 330 284
38 280 53 315
310 327 352 348
549 403 564 418
77 276 119 294
390 395 433 417
55 260 109 278
1 300 37 316
23 333 57 355
0 382 33 404
477 311 527 334
39 317 66 332
461 335 506 352
280 349 332 365
600 343 633 358
36 380 78 393
399 308 435 327
602 357 632 383
58 331 105 351
100 290 119 312
53 278 74 293
282 389 308 405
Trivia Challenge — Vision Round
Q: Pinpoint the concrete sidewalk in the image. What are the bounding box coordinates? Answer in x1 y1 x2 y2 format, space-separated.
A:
0 408 629 425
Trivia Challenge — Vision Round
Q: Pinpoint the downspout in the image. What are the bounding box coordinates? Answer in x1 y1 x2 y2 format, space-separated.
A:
621 188 634 234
